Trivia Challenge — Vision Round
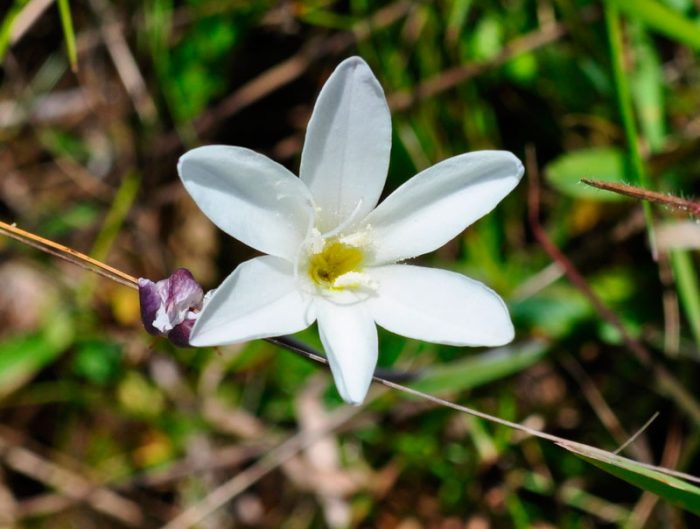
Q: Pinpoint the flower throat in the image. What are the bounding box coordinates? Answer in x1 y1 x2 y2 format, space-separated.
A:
308 239 364 289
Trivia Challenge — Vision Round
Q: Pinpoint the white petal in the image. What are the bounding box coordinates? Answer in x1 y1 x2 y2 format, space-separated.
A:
364 151 523 264
366 264 514 346
179 145 314 261
316 298 377 405
300 56 391 231
190 256 316 346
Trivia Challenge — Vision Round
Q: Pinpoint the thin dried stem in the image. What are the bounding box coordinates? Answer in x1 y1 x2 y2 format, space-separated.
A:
0 220 138 288
561 354 651 462
613 412 660 455
88 0 157 123
581 178 700 217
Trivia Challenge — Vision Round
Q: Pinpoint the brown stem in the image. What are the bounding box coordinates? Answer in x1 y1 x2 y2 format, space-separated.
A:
581 178 700 217
0 220 137 288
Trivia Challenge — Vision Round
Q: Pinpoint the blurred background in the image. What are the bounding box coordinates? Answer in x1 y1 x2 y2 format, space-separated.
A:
1 0 700 527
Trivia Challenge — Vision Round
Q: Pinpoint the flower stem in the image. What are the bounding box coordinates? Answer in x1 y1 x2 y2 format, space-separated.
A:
0 220 137 288
581 178 700 217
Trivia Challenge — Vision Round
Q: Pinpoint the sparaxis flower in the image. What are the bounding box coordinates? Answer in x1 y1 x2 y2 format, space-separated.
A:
178 56 524 404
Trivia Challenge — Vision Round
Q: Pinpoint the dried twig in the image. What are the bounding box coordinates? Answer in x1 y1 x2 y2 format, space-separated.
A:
0 220 137 288
613 412 659 456
87 0 158 123
581 178 700 217
561 354 652 463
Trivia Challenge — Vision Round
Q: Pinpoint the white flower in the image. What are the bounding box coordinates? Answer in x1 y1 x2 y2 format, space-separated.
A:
178 56 524 405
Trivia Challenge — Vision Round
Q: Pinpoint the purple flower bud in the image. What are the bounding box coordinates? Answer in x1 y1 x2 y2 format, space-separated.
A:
138 268 205 347
168 317 196 348
138 277 163 336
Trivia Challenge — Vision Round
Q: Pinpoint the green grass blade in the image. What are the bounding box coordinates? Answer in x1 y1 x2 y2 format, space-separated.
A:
670 250 700 348
57 0 78 72
78 171 141 303
605 3 656 254
610 0 700 51
0 311 74 399
559 440 700 515
630 23 700 351
90 171 141 263
0 0 30 62
630 22 666 151
545 147 632 201
410 340 547 395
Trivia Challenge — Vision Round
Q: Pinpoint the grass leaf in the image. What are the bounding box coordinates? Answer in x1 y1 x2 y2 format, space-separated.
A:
559 440 700 515
610 0 700 51
0 0 30 62
545 147 632 201
57 0 78 72
410 340 547 395
0 312 74 399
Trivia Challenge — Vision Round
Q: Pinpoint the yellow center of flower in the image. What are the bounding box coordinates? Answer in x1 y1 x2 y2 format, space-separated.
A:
308 240 364 289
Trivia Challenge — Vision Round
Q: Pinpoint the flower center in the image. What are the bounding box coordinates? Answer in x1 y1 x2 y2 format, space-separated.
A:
308 239 364 289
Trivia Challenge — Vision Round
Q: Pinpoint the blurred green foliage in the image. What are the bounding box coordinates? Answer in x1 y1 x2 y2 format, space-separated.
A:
1 0 699 527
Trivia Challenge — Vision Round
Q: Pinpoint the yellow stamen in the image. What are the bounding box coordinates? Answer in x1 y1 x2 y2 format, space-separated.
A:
308 240 364 289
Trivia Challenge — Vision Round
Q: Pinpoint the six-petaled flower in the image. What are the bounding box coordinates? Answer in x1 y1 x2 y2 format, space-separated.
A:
176 56 524 404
